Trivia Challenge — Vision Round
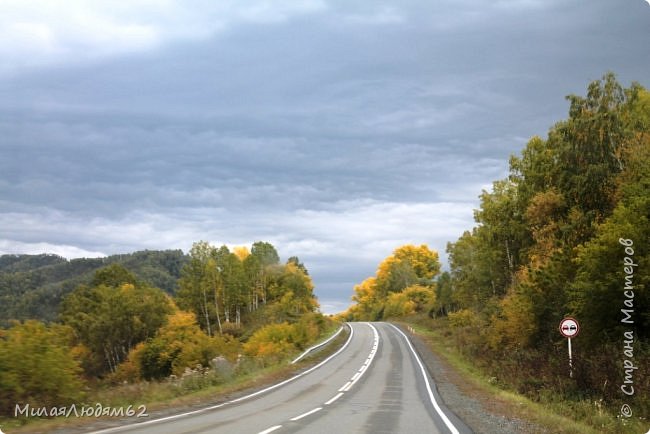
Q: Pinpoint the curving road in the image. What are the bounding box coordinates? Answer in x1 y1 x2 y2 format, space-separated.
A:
88 322 472 434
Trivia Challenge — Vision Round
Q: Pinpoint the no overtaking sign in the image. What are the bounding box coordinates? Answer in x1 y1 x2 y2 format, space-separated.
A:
559 317 580 338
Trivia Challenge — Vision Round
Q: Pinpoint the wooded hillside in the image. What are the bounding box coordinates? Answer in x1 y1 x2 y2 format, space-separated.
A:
0 250 186 325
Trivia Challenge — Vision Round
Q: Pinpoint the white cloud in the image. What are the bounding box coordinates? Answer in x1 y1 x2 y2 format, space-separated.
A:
0 198 475 302
0 0 327 74
0 239 105 258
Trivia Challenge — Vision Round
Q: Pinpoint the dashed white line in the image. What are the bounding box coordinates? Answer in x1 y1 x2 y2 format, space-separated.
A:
86 325 355 434
338 381 352 392
339 322 379 392
324 392 344 405
258 425 283 434
290 407 322 421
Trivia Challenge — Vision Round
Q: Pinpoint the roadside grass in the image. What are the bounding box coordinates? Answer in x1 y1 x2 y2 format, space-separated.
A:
1 322 347 434
397 315 647 434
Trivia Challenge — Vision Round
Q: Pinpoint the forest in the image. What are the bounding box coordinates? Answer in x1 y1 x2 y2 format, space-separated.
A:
343 73 649 430
0 241 331 419
0 249 187 325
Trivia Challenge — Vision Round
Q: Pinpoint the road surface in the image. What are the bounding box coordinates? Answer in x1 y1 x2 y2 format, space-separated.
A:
89 322 472 434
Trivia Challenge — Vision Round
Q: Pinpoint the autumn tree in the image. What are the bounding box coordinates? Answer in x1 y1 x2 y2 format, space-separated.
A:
126 310 239 380
61 265 172 375
376 244 440 296
346 244 440 320
0 321 84 416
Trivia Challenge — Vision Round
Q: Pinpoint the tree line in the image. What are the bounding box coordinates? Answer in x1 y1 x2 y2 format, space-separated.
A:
0 241 326 417
344 74 649 423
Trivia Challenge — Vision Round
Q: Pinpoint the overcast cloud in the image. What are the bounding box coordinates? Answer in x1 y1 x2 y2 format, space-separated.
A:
1 0 649 313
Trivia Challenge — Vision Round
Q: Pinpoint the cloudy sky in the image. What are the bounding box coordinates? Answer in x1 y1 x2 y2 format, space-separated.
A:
1 0 649 313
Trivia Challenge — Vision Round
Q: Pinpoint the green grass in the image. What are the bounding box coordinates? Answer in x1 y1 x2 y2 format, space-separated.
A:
397 316 647 434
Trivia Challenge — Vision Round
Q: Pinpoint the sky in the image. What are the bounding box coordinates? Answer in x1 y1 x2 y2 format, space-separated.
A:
1 0 649 314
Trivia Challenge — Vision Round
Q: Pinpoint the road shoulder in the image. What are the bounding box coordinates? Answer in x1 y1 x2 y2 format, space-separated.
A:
392 322 551 434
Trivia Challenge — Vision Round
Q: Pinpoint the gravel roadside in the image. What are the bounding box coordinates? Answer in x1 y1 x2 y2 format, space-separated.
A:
392 323 551 434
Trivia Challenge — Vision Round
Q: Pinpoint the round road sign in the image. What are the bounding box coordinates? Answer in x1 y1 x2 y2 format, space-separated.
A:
559 317 579 338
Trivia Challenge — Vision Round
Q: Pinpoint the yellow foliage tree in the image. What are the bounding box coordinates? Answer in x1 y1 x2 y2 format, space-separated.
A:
0 321 84 416
383 292 416 318
488 289 537 350
243 322 296 365
376 244 440 295
120 309 239 380
392 244 441 279
233 246 250 261
402 284 436 313
345 245 440 320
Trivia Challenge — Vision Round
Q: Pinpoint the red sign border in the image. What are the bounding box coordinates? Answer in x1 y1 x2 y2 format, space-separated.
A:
559 317 580 338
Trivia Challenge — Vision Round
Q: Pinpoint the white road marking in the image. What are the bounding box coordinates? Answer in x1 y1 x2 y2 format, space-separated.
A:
344 323 378 389
337 322 379 393
338 381 352 392
324 392 344 405
87 324 355 434
291 326 344 364
290 407 322 421
388 323 460 434
258 425 283 434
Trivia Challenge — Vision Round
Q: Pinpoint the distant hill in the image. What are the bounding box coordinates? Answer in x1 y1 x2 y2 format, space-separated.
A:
0 250 188 325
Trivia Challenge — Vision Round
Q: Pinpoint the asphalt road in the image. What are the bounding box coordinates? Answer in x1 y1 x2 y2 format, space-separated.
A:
89 322 472 434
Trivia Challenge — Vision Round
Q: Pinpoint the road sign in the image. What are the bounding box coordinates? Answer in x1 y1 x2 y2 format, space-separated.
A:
559 317 579 338
559 317 580 378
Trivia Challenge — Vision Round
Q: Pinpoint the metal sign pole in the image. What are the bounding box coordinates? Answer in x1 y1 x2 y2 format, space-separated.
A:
568 337 573 378
559 317 579 379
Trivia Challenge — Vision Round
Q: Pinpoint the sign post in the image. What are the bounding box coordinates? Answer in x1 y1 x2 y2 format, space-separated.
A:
559 317 579 378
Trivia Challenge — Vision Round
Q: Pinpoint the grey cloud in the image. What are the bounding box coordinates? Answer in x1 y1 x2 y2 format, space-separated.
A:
1 0 649 311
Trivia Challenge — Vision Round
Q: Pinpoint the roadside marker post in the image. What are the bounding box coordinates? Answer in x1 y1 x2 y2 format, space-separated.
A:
559 317 580 378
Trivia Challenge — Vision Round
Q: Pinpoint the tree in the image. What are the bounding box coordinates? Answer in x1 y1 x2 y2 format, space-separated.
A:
251 242 280 267
433 272 453 317
287 256 308 275
217 249 247 326
376 244 440 296
130 310 238 380
247 241 281 307
346 244 440 320
176 241 221 336
272 262 319 318
0 321 84 415
91 263 138 287
61 265 172 375
570 127 650 346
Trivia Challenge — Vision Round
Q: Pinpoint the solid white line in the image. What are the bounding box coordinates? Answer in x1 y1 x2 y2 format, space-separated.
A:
258 425 283 434
388 323 460 434
228 323 353 404
87 324 355 434
291 326 344 364
290 407 322 421
324 392 344 405
350 372 361 381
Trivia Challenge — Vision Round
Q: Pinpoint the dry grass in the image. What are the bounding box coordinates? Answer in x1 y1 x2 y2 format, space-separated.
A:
399 316 647 434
